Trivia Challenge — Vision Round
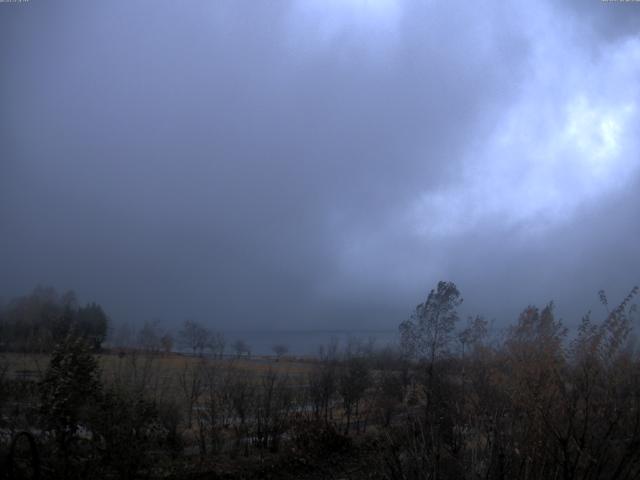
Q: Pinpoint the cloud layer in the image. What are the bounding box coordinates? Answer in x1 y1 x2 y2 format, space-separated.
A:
1 0 639 330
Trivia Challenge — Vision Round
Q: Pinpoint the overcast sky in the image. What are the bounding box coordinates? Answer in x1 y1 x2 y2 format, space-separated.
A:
1 0 639 331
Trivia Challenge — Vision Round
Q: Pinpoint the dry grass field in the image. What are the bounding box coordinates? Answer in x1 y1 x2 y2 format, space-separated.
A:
1 351 315 378
1 350 317 412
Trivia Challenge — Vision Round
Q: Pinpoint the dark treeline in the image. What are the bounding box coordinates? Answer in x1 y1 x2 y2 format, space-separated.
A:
1 281 639 479
0 286 108 352
382 282 640 480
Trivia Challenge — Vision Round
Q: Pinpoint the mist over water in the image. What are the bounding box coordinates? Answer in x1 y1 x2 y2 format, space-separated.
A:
220 329 398 356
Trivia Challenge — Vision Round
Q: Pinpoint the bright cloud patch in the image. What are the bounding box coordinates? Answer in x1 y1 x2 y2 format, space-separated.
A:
287 0 402 55
564 96 631 175
414 32 640 236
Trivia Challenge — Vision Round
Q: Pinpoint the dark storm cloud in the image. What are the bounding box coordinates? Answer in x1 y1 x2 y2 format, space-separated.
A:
560 0 640 41
1 0 638 331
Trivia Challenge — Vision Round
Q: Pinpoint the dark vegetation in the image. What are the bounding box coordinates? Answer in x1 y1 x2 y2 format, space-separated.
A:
0 287 107 353
1 282 639 479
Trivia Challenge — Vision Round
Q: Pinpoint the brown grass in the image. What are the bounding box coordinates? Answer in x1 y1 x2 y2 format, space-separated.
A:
2 351 314 374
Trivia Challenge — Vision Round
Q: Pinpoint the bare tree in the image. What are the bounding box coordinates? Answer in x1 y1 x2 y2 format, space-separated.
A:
177 360 205 429
111 321 133 351
160 332 174 355
338 354 370 435
399 281 462 368
254 369 294 452
207 331 226 359
272 344 288 360
458 314 488 358
137 319 161 353
179 319 211 356
197 361 234 455
308 342 339 424
229 369 256 456
232 339 251 359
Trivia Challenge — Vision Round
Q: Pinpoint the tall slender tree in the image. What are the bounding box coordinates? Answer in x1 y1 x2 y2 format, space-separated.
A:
399 281 463 367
